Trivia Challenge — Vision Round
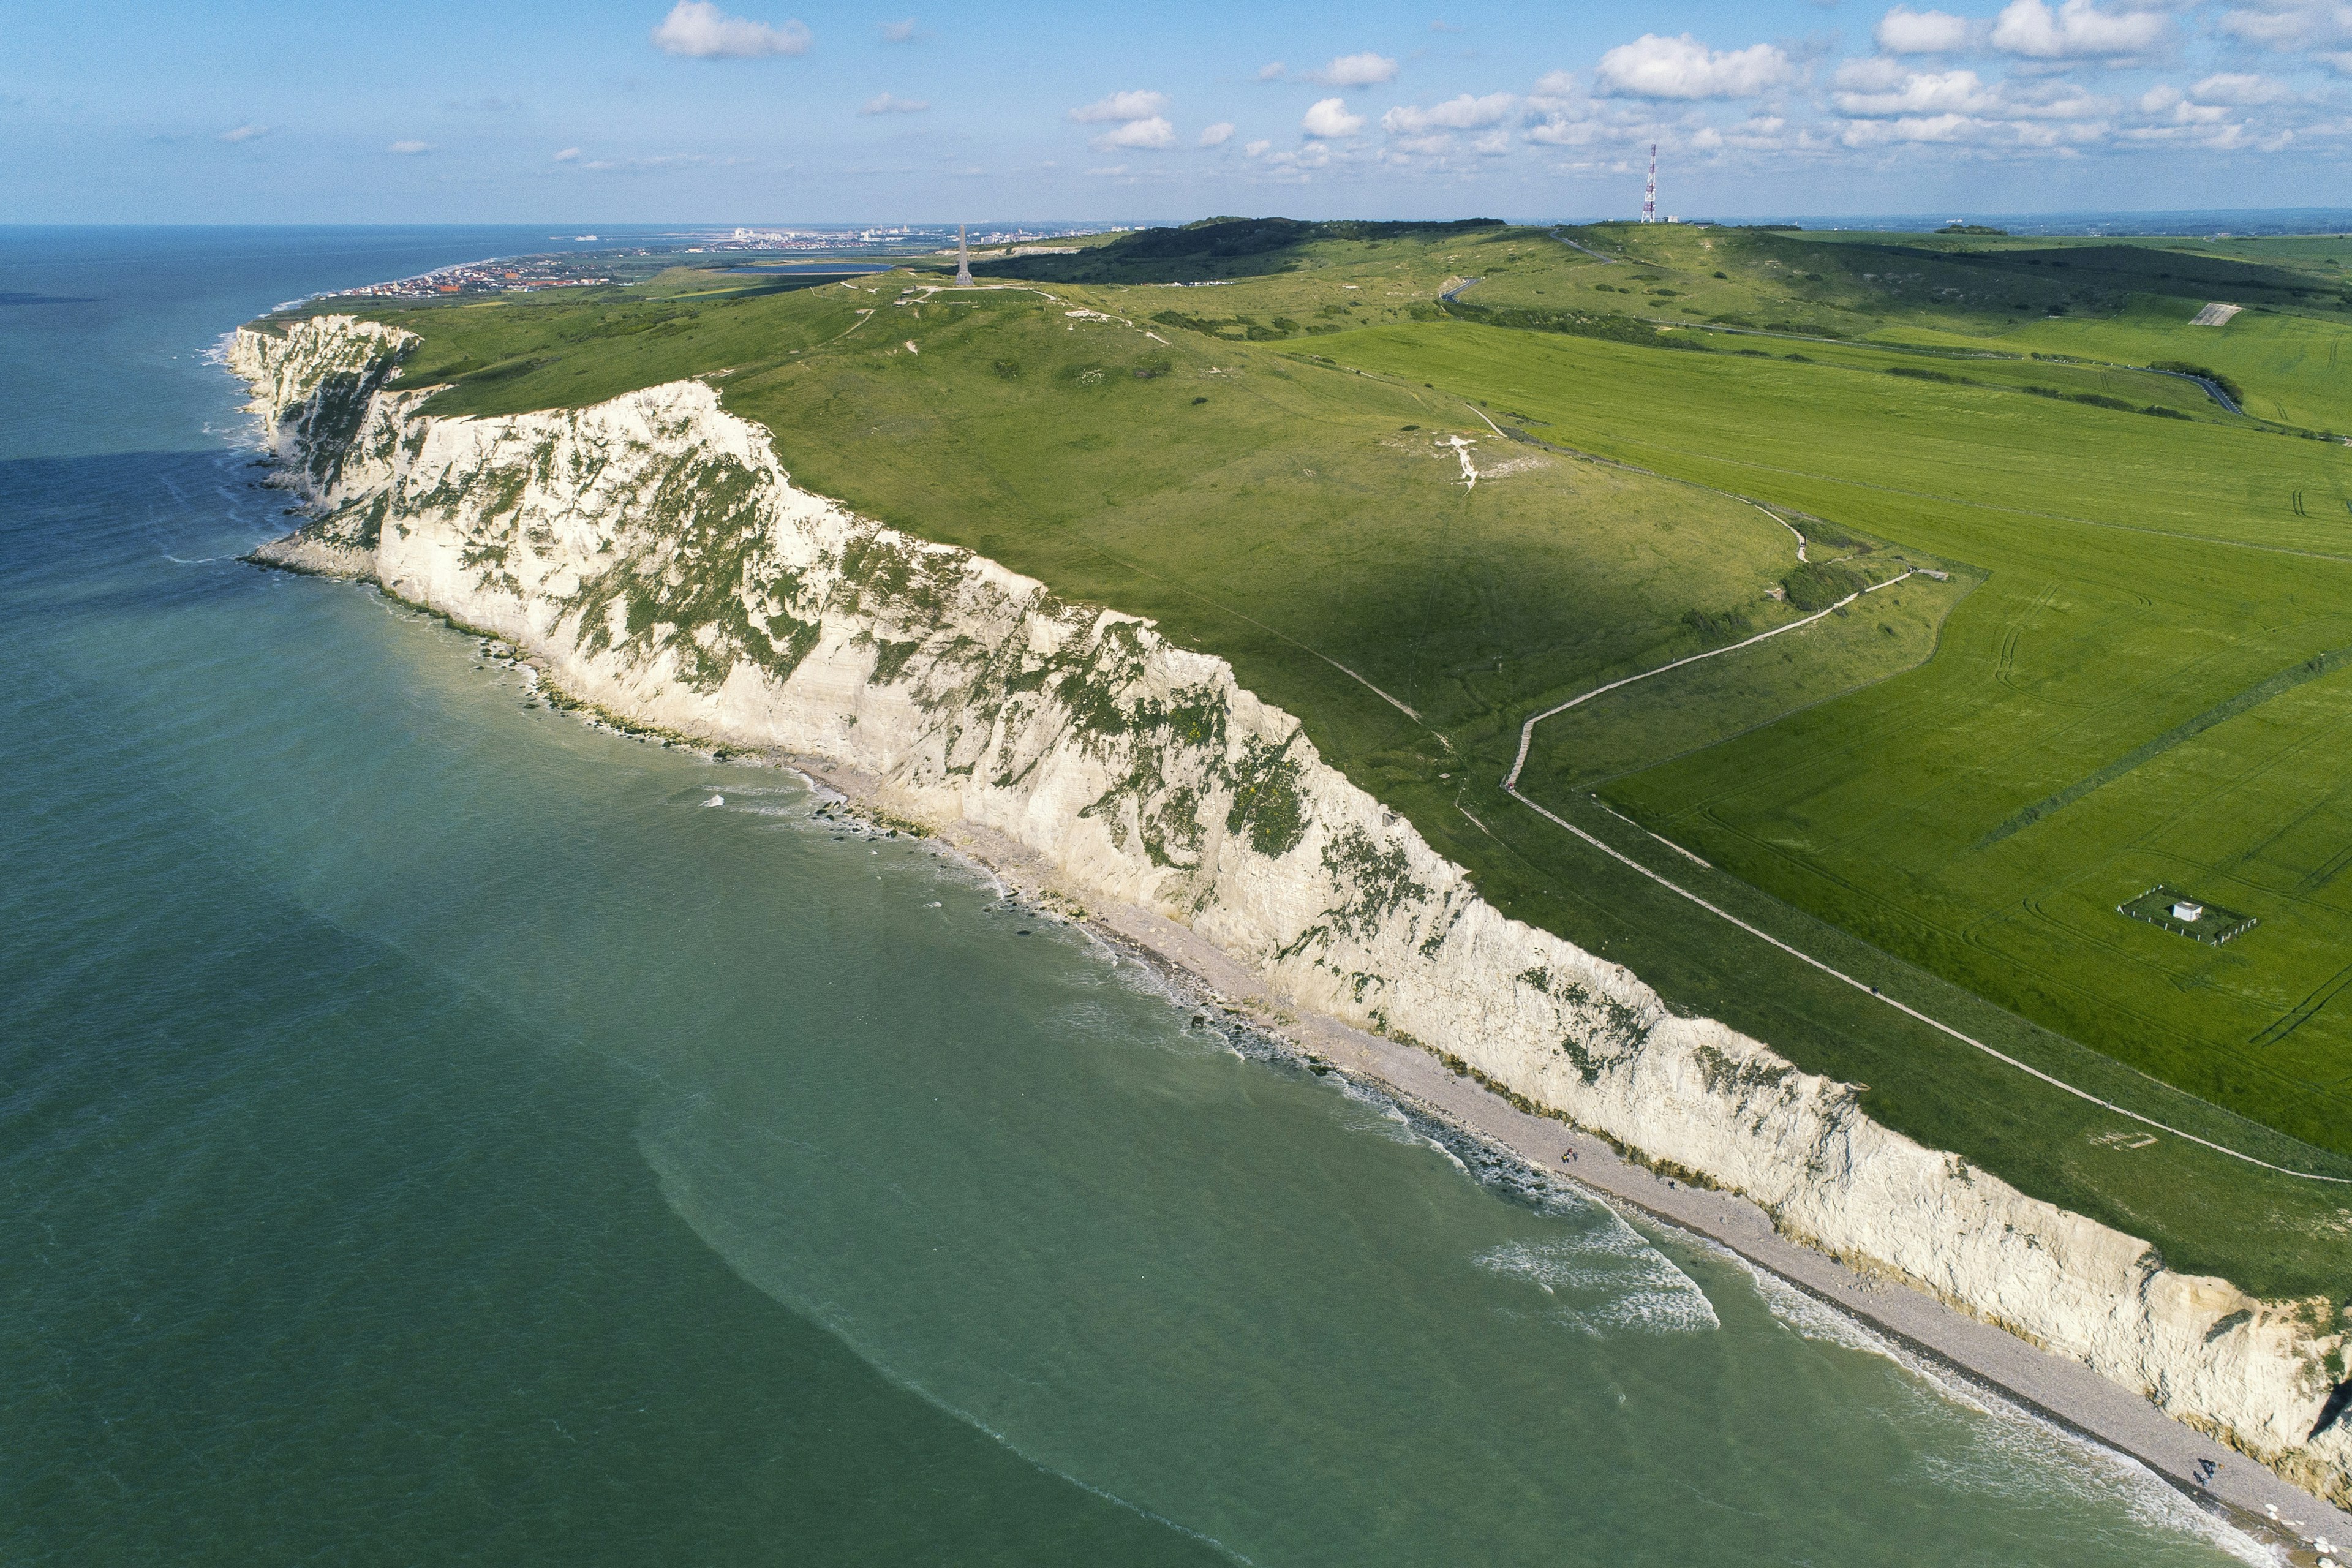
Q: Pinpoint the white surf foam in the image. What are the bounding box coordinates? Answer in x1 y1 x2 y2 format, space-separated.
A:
1477 1212 1722 1336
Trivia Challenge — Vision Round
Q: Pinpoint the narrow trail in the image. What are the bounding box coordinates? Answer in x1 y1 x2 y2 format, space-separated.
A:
1499 780 2352 1185
1549 231 1622 265
1078 543 1427 725
1505 573 1912 791
1493 475 2346 1182
1495 539 2347 1182
870 285 2333 1177
1752 499 1807 561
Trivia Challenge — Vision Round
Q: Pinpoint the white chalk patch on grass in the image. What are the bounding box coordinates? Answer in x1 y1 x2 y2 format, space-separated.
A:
2190 302 2242 326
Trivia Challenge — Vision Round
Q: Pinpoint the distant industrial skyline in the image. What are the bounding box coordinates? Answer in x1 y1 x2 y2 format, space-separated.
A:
8 0 2351 224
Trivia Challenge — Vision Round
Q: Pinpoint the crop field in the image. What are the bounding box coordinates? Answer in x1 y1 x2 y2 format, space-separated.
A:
315 217 2352 1297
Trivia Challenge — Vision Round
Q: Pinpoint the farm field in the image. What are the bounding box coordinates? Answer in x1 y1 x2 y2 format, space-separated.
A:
1322 316 2352 1159
314 218 2352 1297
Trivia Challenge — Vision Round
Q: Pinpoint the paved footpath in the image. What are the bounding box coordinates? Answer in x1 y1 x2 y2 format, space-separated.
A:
797 756 2351 1559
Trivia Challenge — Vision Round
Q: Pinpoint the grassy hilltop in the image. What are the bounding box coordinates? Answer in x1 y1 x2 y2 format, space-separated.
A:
294 216 2352 1300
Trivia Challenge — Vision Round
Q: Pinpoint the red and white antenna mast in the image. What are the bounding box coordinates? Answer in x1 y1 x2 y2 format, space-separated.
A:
1642 143 1658 223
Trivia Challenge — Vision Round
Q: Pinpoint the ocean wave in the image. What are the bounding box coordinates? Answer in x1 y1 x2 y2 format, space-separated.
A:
1477 1213 1722 1336
1704 1243 2277 1563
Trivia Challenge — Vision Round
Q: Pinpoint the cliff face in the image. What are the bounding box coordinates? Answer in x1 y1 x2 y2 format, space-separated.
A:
231 315 2351 1504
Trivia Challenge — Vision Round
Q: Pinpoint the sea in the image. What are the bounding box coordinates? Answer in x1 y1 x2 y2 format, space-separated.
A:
0 225 2282 1565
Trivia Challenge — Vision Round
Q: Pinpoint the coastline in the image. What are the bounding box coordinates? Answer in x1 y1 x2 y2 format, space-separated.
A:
222 315 2351 1534
243 570 2342 1559
771 742 2352 1559
251 538 2352 1559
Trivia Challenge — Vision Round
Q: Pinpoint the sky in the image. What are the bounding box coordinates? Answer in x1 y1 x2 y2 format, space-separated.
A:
6 0 2352 224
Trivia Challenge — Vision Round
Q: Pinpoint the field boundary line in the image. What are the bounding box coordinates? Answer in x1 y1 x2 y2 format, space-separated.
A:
1501 784 2351 1182
1977 641 2352 849
1621 315 2251 414
1498 574 2351 1182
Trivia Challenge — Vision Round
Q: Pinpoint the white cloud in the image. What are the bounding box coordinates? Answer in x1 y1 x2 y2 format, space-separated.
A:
1835 56 1912 90
1595 34 1794 98
1381 91 1517 134
219 123 268 143
1838 66 2107 118
1471 129 1512 154
1199 121 1235 146
1989 0 2165 59
652 2 812 58
2139 83 2231 120
2218 2 2352 50
1068 89 1169 123
1247 140 1335 175
1999 77 2111 116
388 140 431 154
861 92 929 113
1523 117 1596 146
1841 111 1978 143
1875 6 1976 52
1837 67 1994 114
1257 61 1286 81
1305 52 1399 87
1302 97 1366 136
573 151 717 171
1094 116 1175 149
2193 70 2291 102
881 18 918 42
553 146 582 161
1529 69 1578 108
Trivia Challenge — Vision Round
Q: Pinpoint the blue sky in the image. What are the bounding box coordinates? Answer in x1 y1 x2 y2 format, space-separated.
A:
6 0 2350 223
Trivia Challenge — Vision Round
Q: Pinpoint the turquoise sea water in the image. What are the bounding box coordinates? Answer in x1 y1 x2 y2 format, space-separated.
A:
0 227 2275 1565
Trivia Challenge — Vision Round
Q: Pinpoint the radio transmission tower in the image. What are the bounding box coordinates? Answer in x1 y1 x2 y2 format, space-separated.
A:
1642 144 1657 223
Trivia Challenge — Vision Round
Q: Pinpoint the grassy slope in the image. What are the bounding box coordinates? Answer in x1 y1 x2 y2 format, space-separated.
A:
309 221 2352 1298
1322 318 2352 1153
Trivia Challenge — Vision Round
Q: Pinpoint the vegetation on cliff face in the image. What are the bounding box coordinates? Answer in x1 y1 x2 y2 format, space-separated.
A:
263 214 2352 1302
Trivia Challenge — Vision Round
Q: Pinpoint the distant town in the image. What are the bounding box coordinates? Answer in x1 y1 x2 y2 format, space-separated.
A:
314 224 1119 304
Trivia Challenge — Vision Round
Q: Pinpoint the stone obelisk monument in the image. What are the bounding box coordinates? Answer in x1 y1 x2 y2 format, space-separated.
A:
954 224 974 287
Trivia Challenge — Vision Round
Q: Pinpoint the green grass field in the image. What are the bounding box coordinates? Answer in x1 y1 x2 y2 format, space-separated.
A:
1322 319 2352 1156
292 217 2352 1300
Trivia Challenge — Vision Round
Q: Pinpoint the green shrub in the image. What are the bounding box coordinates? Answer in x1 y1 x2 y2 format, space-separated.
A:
1782 560 1868 612
2150 360 2246 404
1683 606 1754 641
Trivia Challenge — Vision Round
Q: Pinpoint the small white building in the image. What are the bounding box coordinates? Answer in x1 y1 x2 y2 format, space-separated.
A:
2171 900 2204 922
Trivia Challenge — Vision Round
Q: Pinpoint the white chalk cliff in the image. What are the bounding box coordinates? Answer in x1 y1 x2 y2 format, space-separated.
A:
232 314 2351 1505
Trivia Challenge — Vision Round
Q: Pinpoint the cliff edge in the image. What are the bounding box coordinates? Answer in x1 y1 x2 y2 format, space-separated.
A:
231 314 2351 1507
